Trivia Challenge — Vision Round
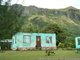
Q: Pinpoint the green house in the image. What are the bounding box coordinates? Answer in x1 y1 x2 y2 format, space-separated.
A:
11 32 56 50
75 37 80 49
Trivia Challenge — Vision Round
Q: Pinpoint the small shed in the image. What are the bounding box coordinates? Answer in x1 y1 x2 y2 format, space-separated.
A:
0 39 12 50
11 32 56 50
75 37 80 49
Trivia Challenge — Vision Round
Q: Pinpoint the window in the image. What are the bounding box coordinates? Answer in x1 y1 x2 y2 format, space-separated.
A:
23 35 31 43
46 36 52 44
78 38 80 45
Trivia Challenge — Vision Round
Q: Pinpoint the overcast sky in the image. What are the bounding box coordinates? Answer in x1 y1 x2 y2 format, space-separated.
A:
11 0 80 9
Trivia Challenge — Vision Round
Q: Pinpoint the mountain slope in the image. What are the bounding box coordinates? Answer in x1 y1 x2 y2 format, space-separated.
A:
0 4 80 47
1 4 80 38
16 5 80 35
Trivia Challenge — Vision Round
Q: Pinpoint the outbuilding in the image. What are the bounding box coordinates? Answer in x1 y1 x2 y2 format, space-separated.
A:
75 37 80 49
11 32 56 50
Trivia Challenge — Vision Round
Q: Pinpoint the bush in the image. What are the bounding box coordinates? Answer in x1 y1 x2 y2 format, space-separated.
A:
58 42 64 48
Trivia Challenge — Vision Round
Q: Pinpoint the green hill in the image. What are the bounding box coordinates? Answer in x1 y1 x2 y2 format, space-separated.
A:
0 4 80 47
17 5 80 34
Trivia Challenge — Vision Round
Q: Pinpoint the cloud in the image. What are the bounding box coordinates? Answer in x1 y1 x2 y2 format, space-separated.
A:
22 0 74 9
11 0 80 9
72 0 80 9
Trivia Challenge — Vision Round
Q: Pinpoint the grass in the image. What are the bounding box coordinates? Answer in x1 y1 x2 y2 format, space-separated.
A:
0 49 80 60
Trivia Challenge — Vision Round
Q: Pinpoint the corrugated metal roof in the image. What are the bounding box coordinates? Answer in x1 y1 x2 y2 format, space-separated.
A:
0 39 12 42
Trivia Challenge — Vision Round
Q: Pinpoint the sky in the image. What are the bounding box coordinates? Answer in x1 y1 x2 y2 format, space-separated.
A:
10 0 80 9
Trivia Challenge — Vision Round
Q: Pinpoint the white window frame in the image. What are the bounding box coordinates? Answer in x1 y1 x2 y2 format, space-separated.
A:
23 35 31 43
46 36 52 44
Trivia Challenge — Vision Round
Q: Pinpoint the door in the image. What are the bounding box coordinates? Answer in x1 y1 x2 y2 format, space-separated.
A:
36 36 41 48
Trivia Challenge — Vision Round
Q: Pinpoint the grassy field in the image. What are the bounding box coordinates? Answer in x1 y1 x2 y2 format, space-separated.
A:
0 49 80 60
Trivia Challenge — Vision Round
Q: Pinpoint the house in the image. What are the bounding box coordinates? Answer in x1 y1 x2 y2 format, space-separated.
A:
75 37 80 49
11 32 56 50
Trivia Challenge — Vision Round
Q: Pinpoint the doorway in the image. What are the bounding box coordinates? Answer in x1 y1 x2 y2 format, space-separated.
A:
36 36 41 48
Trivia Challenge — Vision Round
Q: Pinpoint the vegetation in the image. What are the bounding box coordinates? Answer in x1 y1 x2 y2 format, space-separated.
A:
0 0 80 48
0 50 80 60
0 0 23 39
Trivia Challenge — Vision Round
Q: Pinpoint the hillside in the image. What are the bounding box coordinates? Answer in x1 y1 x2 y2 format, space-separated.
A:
0 4 80 47
15 5 80 35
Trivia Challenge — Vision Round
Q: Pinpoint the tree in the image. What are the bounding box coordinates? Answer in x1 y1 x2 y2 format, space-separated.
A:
41 23 66 46
0 0 24 39
0 0 2 5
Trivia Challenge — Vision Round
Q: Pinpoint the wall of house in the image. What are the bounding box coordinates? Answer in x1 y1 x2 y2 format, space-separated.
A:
75 37 80 48
11 32 56 50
